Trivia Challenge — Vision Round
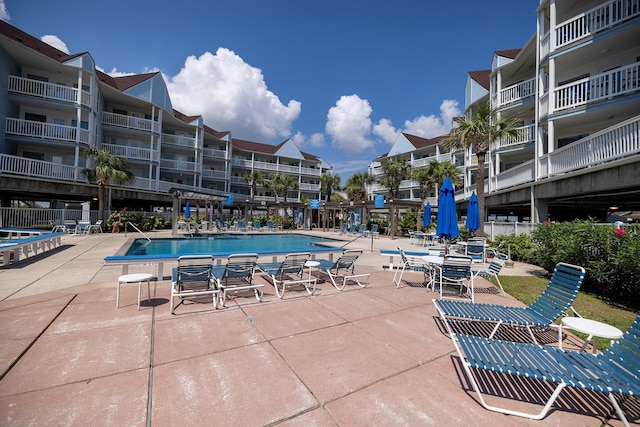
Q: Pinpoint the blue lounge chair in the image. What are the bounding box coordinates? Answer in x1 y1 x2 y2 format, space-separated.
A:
434 262 586 344
315 249 369 290
336 223 348 234
213 253 262 307
473 259 505 295
450 312 640 426
363 223 378 238
253 220 262 231
267 220 276 232
258 252 313 298
393 247 432 289
344 223 356 235
170 255 218 314
352 224 366 236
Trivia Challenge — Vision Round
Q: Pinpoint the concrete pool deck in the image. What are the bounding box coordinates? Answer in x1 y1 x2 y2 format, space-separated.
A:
0 230 637 426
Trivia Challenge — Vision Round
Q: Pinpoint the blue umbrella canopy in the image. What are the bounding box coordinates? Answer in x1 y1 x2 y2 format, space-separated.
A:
436 177 459 240
185 200 190 218
465 192 481 231
423 202 431 228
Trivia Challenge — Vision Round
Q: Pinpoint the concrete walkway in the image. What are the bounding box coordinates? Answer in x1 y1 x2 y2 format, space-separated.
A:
0 230 636 426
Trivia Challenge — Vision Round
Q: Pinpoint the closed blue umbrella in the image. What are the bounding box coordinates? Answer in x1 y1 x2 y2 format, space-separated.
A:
185 200 190 218
436 177 459 241
423 202 431 228
465 192 480 232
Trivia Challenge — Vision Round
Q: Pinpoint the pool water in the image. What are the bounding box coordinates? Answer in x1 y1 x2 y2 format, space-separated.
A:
125 233 342 257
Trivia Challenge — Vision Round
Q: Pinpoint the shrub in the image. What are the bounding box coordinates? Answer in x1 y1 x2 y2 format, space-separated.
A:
531 220 640 308
493 234 535 261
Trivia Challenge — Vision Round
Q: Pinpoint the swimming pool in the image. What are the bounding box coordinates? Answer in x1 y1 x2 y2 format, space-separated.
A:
125 233 342 257
104 233 345 277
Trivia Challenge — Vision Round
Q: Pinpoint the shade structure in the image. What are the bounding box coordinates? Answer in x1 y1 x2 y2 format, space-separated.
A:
423 202 431 227
185 200 190 218
436 177 459 240
465 192 481 232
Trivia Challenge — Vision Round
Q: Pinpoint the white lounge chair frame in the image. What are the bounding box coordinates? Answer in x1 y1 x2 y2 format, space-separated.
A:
214 253 262 307
316 249 370 291
258 252 314 298
170 255 218 314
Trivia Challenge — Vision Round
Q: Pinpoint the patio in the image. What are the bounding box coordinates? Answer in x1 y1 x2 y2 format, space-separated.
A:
0 231 636 426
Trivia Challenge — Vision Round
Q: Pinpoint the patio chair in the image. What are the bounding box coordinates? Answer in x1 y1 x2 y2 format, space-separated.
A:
253 220 263 231
344 223 356 235
473 259 505 295
258 252 313 298
213 253 262 307
170 255 218 314
315 249 370 291
450 311 640 426
433 262 586 344
87 220 103 233
236 220 246 231
413 231 427 246
438 254 474 302
267 220 276 232
465 237 486 265
336 223 348 234
393 247 433 289
353 224 366 236
362 223 379 238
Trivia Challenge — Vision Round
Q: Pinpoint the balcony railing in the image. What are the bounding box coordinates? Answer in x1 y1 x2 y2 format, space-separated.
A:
160 159 198 172
0 154 80 182
162 133 199 149
555 0 640 49
8 75 91 107
101 144 154 161
554 61 640 111
6 118 90 144
201 169 226 179
492 115 640 191
299 183 320 191
540 31 551 59
495 124 536 149
102 111 160 133
494 78 536 108
203 147 227 159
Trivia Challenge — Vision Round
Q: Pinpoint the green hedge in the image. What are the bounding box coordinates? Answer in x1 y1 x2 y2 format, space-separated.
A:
530 220 640 308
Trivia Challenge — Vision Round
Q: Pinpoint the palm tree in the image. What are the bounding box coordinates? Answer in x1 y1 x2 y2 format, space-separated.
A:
268 173 299 202
320 172 341 202
379 158 411 239
411 166 435 231
344 171 373 202
244 170 264 199
444 102 521 236
83 148 134 221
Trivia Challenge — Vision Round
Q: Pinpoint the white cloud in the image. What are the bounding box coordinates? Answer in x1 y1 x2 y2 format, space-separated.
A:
165 48 301 142
100 67 138 77
292 131 324 150
325 94 376 156
40 35 69 54
0 0 9 21
372 99 461 144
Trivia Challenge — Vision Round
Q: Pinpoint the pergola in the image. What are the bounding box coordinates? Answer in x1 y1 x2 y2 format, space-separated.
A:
168 189 228 236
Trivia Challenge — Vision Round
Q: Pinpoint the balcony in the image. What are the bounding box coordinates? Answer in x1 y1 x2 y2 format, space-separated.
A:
203 147 227 159
201 169 226 180
554 61 640 111
493 78 536 108
299 183 320 192
162 133 199 150
6 118 90 144
160 159 199 172
102 111 160 133
8 75 91 107
101 144 154 162
495 125 536 149
0 153 80 182
555 0 640 49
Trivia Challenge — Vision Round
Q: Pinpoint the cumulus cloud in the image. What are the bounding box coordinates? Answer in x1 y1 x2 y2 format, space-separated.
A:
41 35 69 54
292 131 324 150
373 99 462 144
165 48 301 142
99 67 138 77
325 94 376 156
0 0 9 21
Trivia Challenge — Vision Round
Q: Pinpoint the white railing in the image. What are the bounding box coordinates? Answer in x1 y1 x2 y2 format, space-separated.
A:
232 158 254 168
102 111 160 133
541 114 640 176
299 183 320 191
278 164 299 174
495 124 535 149
0 153 80 182
8 75 91 107
540 31 550 59
555 0 640 48
492 160 535 191
160 159 198 172
539 92 549 118
496 78 536 107
201 169 226 179
410 153 451 168
6 118 90 144
162 133 199 149
203 147 227 158
554 61 640 111
101 144 153 161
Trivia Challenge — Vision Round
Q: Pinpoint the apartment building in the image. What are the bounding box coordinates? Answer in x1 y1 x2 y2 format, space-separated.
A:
0 21 329 212
370 0 640 223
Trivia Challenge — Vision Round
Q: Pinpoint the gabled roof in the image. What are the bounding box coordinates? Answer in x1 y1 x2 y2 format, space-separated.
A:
173 109 201 124
0 20 74 63
495 49 521 59
402 133 443 149
111 72 157 91
468 70 491 90
233 138 319 161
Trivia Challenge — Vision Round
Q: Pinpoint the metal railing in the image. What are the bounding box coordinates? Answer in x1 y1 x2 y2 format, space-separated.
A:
8 75 91 107
6 118 90 144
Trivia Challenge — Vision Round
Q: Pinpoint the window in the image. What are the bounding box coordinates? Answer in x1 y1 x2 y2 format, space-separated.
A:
25 113 46 122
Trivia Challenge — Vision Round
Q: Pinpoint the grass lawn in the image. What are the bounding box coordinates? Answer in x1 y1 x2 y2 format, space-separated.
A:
501 275 638 350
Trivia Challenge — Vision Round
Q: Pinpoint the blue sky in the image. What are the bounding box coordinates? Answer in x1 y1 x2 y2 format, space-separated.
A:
2 0 538 182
